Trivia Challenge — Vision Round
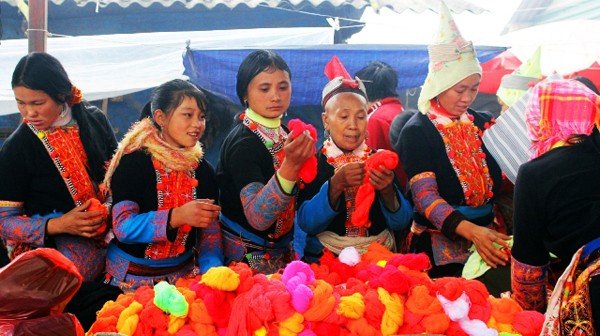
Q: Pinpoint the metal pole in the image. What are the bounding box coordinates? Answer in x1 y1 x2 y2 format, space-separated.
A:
28 0 48 53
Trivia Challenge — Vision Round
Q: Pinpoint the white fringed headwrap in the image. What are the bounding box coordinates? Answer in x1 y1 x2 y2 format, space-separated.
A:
103 118 203 191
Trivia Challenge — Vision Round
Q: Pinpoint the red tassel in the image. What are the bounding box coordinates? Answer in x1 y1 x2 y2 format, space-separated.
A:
324 55 352 81
287 118 318 184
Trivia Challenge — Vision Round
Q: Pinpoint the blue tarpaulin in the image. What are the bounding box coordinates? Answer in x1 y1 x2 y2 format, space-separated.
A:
183 44 507 107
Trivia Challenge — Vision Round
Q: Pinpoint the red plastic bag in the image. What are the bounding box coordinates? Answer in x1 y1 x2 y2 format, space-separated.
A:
0 314 84 336
0 248 84 335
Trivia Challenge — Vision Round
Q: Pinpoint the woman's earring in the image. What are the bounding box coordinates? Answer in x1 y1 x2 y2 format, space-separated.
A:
324 129 330 139
243 99 249 108
365 130 369 141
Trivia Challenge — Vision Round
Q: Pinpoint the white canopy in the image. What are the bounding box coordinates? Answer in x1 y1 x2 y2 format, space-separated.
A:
0 27 334 116
480 20 600 75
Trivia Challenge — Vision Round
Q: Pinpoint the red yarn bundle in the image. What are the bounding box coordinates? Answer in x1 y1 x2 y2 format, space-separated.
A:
287 118 318 184
351 149 399 227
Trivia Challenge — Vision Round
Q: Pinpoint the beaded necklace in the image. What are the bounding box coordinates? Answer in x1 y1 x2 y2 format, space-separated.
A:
322 138 372 236
242 113 287 169
242 113 294 239
427 105 494 207
144 159 198 259
25 120 98 205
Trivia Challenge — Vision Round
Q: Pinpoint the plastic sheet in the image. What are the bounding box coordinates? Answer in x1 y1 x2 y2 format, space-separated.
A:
0 248 84 336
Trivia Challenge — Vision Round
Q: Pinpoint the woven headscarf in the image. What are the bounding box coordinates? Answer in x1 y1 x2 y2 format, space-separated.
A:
322 55 367 107
418 1 482 113
526 79 600 158
497 47 542 108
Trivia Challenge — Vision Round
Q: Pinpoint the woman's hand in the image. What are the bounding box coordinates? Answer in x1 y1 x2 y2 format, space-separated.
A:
46 199 105 238
370 166 399 211
170 199 221 229
328 161 365 203
369 166 395 192
456 220 511 268
279 130 315 180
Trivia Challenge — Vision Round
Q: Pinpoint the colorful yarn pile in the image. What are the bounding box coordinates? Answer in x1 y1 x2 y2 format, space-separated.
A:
87 243 544 336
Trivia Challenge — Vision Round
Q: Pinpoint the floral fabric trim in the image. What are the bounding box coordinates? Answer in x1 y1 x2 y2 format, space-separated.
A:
426 110 494 207
321 138 372 236
409 172 454 229
144 160 196 259
241 178 294 238
511 256 547 312
26 122 98 206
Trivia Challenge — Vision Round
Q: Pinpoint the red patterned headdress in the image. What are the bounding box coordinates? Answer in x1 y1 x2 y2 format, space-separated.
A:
321 56 367 107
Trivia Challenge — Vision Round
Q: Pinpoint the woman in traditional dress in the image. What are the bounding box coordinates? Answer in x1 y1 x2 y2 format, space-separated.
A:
0 52 120 328
397 3 510 296
296 56 412 263
217 49 315 274
103 79 223 290
511 79 600 334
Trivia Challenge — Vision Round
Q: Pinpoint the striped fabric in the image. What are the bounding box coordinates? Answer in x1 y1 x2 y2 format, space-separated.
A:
482 93 533 184
526 79 600 158
482 74 562 184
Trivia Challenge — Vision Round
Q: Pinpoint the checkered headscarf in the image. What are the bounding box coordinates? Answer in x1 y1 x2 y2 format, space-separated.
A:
526 78 600 158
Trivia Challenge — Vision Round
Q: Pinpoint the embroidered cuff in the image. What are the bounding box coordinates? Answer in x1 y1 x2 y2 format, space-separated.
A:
511 256 547 312
441 210 467 240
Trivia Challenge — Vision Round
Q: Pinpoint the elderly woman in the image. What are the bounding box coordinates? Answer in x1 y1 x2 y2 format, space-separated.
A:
397 3 509 295
512 79 600 334
296 56 412 263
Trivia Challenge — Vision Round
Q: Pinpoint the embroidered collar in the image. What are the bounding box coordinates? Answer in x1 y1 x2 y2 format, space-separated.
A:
428 98 472 124
245 107 282 128
322 137 371 166
24 119 98 206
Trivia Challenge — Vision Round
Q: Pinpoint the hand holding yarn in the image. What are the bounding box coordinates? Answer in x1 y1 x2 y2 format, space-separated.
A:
46 199 106 238
351 150 399 228
286 118 318 184
87 198 108 234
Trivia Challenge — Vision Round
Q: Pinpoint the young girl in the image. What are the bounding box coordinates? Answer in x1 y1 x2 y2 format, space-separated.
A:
217 49 315 274
103 79 223 290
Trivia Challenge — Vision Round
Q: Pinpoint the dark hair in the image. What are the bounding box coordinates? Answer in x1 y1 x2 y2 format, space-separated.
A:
389 109 418 155
573 76 599 95
355 61 398 102
139 79 208 127
11 52 73 105
235 49 291 106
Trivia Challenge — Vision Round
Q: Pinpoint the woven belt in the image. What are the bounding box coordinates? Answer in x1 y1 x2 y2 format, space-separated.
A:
126 256 193 276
